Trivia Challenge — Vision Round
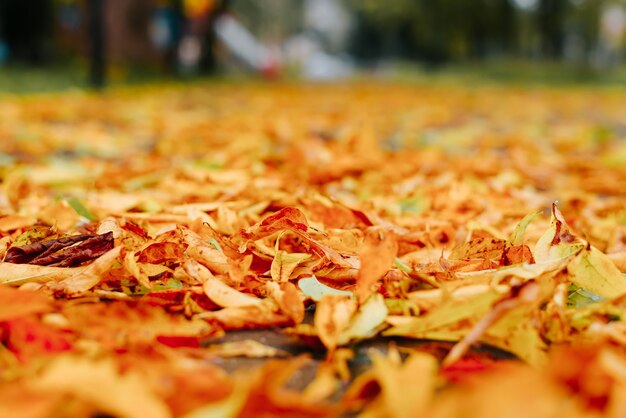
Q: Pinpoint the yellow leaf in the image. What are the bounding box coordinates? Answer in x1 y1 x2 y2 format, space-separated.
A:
534 204 584 263
298 275 352 301
568 245 626 299
270 251 311 282
183 380 248 418
31 355 171 418
338 293 388 345
385 287 503 337
51 246 122 294
203 276 262 308
38 200 80 231
508 210 541 246
123 249 152 289
533 204 626 298
362 351 438 418
0 262 85 285
182 228 230 275
206 340 288 358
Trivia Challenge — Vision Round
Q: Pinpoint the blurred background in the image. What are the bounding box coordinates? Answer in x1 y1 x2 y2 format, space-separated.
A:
1 0 626 91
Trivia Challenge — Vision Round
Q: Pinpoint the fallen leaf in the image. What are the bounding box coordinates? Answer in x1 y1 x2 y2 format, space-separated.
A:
30 355 171 418
206 340 288 358
271 250 311 282
203 276 262 308
356 227 397 303
52 246 122 293
298 275 353 301
0 286 53 321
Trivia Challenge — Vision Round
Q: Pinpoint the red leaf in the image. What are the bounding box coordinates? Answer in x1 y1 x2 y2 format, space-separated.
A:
3 318 73 362
121 221 151 239
440 357 504 385
156 335 200 348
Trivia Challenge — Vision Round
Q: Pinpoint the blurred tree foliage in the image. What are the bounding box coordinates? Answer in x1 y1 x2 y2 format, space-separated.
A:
349 0 612 65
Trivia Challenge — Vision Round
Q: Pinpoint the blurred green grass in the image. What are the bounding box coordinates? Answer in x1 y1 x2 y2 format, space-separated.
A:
0 64 171 94
1 60 626 94
0 64 84 93
390 60 626 87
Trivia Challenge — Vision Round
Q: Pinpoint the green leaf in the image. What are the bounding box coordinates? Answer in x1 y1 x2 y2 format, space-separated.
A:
0 152 14 167
162 278 184 290
124 173 163 191
12 226 54 247
569 302 626 331
394 257 412 274
567 284 603 308
385 298 420 316
139 199 162 213
66 197 96 221
398 196 427 214
191 160 223 170
298 276 352 301
508 211 541 246
135 278 182 295
208 237 222 252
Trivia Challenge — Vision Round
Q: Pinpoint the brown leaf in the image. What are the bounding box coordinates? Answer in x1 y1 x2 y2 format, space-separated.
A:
5 234 93 264
502 244 535 266
5 232 114 267
138 242 185 265
449 237 506 261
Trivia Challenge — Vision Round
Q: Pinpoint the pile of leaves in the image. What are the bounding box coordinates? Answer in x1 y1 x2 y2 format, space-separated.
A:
1 82 626 417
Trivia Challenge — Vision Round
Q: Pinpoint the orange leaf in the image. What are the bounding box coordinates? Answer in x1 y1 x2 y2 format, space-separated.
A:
356 227 397 304
0 286 53 321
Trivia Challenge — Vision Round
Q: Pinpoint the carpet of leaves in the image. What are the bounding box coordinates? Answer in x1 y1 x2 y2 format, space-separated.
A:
2 83 626 417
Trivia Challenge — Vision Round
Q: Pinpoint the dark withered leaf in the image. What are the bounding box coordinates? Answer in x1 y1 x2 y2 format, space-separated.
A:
36 232 114 267
4 234 92 264
5 232 114 267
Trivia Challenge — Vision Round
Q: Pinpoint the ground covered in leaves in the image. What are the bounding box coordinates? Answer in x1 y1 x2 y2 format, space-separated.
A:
2 82 626 417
